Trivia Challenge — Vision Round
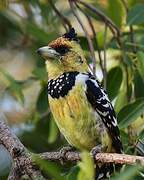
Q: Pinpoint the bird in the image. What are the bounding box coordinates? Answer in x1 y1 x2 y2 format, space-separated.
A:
37 28 123 179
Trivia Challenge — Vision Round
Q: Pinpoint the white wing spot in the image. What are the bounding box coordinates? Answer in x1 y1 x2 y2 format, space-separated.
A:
60 75 64 78
106 171 110 177
112 117 117 126
98 173 104 180
97 109 109 116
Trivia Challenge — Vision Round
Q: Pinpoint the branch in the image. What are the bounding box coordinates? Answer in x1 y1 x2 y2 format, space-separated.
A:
0 120 46 180
40 151 144 166
77 0 122 47
0 119 144 179
75 2 97 74
69 0 96 75
103 24 108 89
120 0 137 53
49 0 72 31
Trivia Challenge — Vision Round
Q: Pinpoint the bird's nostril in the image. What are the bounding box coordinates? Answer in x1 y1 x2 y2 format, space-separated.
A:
37 49 41 55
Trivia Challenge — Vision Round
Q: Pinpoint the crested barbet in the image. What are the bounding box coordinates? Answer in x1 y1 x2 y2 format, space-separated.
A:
37 28 123 179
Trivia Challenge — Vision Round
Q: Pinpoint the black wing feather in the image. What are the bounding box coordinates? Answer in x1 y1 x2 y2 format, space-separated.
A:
85 78 123 153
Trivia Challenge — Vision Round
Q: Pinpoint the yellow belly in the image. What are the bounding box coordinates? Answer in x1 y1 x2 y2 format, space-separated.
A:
48 84 112 151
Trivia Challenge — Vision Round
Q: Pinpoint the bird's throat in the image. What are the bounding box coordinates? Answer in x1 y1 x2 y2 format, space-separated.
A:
45 60 64 80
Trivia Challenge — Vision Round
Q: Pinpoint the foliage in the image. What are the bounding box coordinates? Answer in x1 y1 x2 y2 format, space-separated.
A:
77 151 95 180
0 0 144 179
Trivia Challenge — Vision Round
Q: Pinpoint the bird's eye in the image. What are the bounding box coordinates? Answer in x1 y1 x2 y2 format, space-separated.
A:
77 56 83 63
55 46 70 55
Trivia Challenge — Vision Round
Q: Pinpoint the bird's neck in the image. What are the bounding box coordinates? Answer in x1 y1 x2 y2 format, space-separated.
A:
45 61 64 80
45 61 89 80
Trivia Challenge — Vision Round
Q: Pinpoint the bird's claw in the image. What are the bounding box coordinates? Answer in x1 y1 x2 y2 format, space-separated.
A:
90 145 102 161
59 146 75 164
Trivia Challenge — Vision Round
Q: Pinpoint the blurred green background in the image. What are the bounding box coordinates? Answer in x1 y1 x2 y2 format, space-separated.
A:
0 0 144 179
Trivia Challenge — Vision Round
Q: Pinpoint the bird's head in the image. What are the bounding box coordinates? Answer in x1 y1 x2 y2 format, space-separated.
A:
37 28 88 79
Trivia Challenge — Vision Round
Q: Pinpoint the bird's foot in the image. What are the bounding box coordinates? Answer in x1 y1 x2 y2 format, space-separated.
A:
90 145 102 162
59 145 76 164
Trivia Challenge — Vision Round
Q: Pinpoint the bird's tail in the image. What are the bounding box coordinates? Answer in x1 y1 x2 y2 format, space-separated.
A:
95 163 122 180
95 163 114 180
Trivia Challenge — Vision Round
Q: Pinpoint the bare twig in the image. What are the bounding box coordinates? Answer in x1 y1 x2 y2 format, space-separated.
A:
0 120 25 157
75 2 97 73
77 0 121 47
49 0 72 31
40 109 51 119
86 17 104 75
86 18 104 78
103 25 108 89
69 0 96 75
8 165 21 180
75 2 105 77
40 151 144 165
96 153 144 165
0 120 45 180
121 0 136 53
0 119 144 179
129 26 137 53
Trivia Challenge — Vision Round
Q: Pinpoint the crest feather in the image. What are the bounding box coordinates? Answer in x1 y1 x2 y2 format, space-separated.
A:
63 28 78 42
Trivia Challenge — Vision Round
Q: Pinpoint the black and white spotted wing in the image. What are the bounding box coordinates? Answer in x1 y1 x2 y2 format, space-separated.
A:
48 72 79 99
85 76 123 153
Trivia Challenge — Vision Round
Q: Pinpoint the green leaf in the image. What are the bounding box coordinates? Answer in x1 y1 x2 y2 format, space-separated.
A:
134 71 144 98
107 66 123 101
67 166 80 180
0 1 8 10
114 89 127 113
26 22 56 43
79 34 104 51
107 0 123 28
128 0 142 7
36 85 48 113
32 67 47 81
120 130 129 151
111 165 142 180
139 131 144 140
79 36 89 51
0 69 24 104
78 151 95 180
48 118 59 144
127 4 144 25
96 31 105 50
137 51 144 81
118 98 144 129
33 155 65 180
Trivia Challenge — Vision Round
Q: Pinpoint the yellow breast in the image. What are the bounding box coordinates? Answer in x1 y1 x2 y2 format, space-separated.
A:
48 84 112 151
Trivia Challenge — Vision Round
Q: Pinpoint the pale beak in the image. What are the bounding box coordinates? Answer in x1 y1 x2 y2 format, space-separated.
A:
37 46 60 59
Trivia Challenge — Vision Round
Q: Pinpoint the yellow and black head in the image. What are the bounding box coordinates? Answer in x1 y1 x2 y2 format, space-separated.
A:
37 28 88 78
